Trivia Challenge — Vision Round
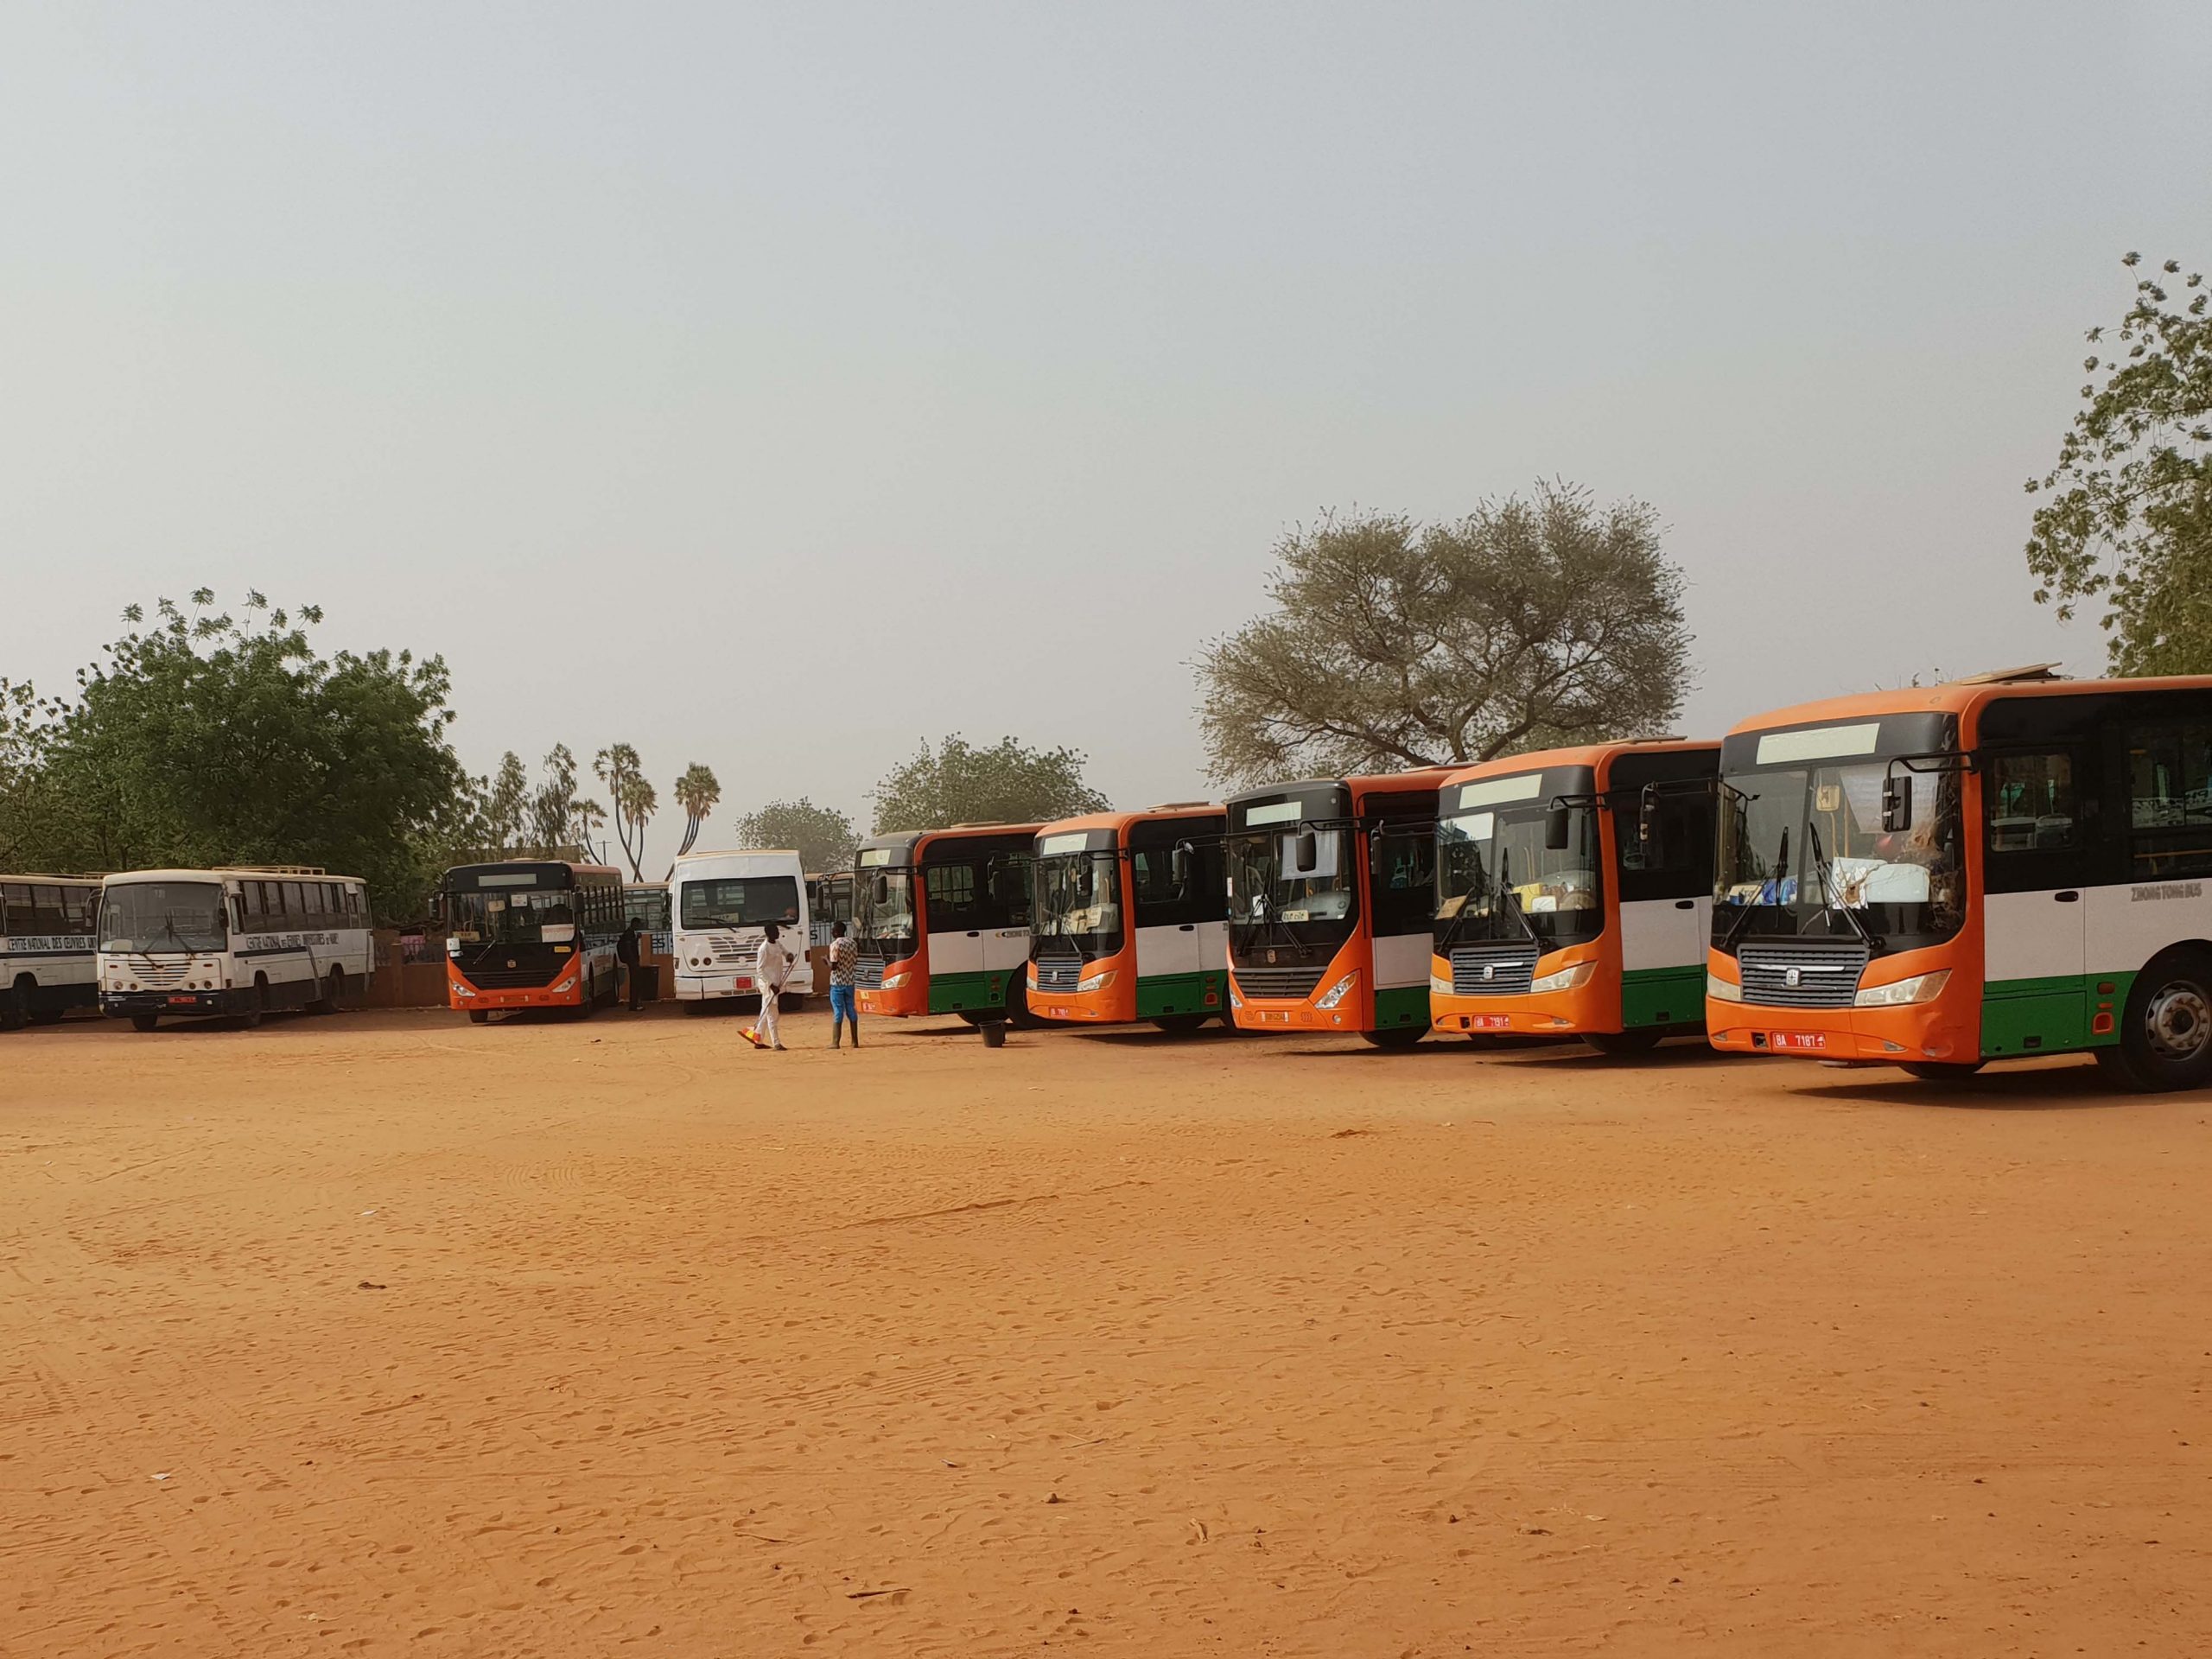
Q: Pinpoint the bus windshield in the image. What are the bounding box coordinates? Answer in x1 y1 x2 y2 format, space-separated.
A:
1228 827 1354 925
101 881 227 955
1714 719 1964 954
1436 802 1603 950
447 887 578 945
1036 850 1122 956
857 869 917 947
680 877 800 929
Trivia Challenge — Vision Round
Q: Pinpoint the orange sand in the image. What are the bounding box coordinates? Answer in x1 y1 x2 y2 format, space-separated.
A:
4 1009 2210 1656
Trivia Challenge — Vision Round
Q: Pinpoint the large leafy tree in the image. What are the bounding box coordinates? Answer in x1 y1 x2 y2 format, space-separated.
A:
480 752 531 853
2026 253 2212 674
1195 482 1692 786
673 763 721 855
7 591 467 915
869 736 1108 833
527 743 582 856
732 797 858 871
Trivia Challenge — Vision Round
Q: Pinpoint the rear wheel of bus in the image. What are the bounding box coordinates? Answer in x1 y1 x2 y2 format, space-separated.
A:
130 1013 159 1033
309 965 346 1015
1361 1025 1425 1049
2105 947 2212 1092
1152 1013 1209 1037
2 977 29 1032
1585 1028 1664 1058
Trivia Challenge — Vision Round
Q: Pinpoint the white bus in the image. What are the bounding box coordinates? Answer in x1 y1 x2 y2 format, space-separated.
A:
99 867 374 1031
1 875 102 1029
669 849 814 1009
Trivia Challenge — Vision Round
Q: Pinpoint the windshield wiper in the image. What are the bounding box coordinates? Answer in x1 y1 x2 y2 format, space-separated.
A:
1496 847 1541 947
1720 823 1787 951
1806 822 1881 950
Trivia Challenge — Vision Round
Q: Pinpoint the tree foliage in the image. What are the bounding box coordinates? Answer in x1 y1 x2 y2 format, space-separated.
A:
593 743 658 880
869 736 1109 833
527 743 583 858
1195 483 1692 786
0 591 466 915
673 763 721 856
2025 252 2212 675
480 752 531 854
733 797 859 872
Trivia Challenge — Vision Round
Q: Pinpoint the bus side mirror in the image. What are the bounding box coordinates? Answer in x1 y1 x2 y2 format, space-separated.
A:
873 874 890 906
1882 774 1912 832
429 892 446 926
1171 842 1192 886
1294 829 1319 870
1638 785 1657 847
232 896 248 932
1544 805 1571 851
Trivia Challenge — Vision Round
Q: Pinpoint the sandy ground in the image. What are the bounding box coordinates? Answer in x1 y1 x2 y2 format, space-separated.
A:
3 1008 2210 1657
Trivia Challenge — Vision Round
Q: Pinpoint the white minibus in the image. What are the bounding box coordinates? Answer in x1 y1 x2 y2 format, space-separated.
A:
669 849 813 1008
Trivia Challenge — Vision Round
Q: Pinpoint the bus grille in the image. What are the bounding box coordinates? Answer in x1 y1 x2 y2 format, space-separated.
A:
855 954 887 990
1738 942 1869 1008
458 961 563 990
1449 943 1539 996
1033 950 1084 993
1233 964 1328 1001
116 959 188 988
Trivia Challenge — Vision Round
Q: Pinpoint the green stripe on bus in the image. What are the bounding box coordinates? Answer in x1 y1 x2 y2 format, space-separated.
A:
1372 983 1428 1029
1980 971 2133 1058
928 970 1005 1014
1135 970 1225 1019
1621 965 1705 1030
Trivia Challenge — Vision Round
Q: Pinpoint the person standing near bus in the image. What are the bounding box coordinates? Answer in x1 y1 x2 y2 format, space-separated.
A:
617 915 645 1011
748 921 791 1050
826 920 860 1049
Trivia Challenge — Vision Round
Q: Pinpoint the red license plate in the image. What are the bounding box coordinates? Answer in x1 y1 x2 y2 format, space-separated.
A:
1770 1031 1827 1052
734 977 753 989
1468 1014 1511 1030
168 995 196 1005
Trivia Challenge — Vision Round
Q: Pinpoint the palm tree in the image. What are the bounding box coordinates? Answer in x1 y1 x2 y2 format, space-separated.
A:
673 763 721 855
594 744 647 876
615 773 657 880
572 798 609 864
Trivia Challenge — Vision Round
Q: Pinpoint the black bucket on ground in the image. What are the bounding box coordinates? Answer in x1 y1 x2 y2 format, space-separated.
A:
980 1020 1007 1048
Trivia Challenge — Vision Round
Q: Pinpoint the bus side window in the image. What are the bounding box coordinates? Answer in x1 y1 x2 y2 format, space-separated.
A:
2125 720 2212 877
66 886 97 936
1984 753 2079 854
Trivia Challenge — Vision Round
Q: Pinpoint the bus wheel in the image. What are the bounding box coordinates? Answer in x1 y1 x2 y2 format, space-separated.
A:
2116 949 2212 1091
1361 1025 1426 1049
467 1009 491 1025
1585 1029 1663 1057
309 966 345 1015
1 978 28 1032
240 976 268 1029
1899 1061 1985 1081
1152 1014 1209 1036
130 1014 160 1033
1003 977 1043 1029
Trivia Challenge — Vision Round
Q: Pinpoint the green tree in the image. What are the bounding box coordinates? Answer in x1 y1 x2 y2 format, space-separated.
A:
733 797 859 871
593 743 657 879
481 751 531 853
869 736 1108 833
527 744 581 855
573 798 609 863
673 763 721 855
2026 252 2212 674
1194 482 1692 786
12 591 467 915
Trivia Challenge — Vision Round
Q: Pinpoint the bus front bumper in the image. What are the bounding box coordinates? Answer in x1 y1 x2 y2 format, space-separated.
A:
102 988 252 1018
1705 998 1973 1063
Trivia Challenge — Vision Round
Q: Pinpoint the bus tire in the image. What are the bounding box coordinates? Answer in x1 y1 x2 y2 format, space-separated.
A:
1361 1025 1426 1049
2 977 29 1032
130 1014 160 1033
2093 1045 2148 1090
467 1009 491 1025
1003 976 1043 1029
1899 1061 1985 1081
1152 1014 1209 1036
779 992 805 1014
240 976 269 1029
1585 1028 1664 1057
309 966 346 1015
2115 948 2212 1092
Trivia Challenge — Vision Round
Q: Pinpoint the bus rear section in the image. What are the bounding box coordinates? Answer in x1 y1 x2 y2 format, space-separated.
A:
670 850 811 1008
1 875 101 1029
438 861 623 1022
1429 742 1717 1053
1029 805 1229 1032
1707 672 2212 1090
99 868 373 1030
1225 773 1443 1047
854 824 1037 1021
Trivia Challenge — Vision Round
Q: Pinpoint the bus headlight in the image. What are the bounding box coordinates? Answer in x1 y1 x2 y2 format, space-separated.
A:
454 983 477 998
1229 984 1243 1011
1530 962 1596 995
881 972 911 991
1706 972 1743 1003
1077 969 1118 994
551 974 577 995
1430 973 1452 995
1854 969 1950 1007
1315 971 1359 1010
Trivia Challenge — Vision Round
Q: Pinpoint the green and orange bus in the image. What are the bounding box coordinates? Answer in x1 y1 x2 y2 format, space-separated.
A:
1707 670 2212 1089
436 860 626 1022
853 823 1039 1023
1224 770 1447 1046
1429 741 1718 1052
1028 804 1229 1033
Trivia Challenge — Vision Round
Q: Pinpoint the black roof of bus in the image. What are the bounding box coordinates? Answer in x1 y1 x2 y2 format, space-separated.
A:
441 861 619 888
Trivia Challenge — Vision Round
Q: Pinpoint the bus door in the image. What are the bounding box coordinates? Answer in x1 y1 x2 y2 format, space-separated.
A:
923 859 986 988
1979 744 2094 1057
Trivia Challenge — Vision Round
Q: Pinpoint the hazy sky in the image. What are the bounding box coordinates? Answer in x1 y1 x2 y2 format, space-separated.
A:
5 3 2209 857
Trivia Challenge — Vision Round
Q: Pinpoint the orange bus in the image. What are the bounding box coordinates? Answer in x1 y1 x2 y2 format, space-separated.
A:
1429 741 1719 1052
1224 770 1447 1046
1028 804 1229 1033
436 860 625 1023
853 823 1039 1023
1707 670 2212 1089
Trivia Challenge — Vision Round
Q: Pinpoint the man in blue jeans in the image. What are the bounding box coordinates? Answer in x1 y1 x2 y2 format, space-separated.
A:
827 920 860 1049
